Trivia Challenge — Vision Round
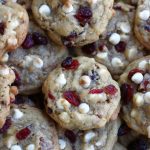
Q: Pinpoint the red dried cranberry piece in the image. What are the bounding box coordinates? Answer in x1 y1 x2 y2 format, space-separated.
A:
48 92 55 100
81 43 97 55
22 33 35 49
144 25 150 32
12 69 21 87
99 43 105 51
75 6 92 26
139 80 149 92
89 89 103 94
115 41 126 53
104 85 118 95
121 83 134 105
16 127 31 140
65 130 76 143
63 91 80 106
128 68 144 80
32 32 48 45
0 22 5 35
118 123 130 136
61 57 79 70
0 118 11 134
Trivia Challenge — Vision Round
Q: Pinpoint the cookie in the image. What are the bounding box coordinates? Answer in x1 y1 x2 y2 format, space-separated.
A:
0 104 59 150
75 2 146 79
134 0 150 50
16 0 31 10
32 0 114 47
113 143 127 150
7 20 68 95
57 119 120 150
0 1 29 58
43 56 120 130
120 56 150 137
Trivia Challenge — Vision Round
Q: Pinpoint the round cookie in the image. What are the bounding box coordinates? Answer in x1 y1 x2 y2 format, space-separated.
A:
57 119 120 150
7 20 68 95
0 65 17 128
32 0 114 47
75 2 146 79
120 55 150 137
0 1 29 58
134 0 150 50
0 104 59 150
43 56 120 130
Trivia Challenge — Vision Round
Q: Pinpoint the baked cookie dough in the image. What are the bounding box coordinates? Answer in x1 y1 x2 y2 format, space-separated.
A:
0 104 59 150
0 1 29 58
43 56 120 130
113 143 127 150
57 119 120 150
32 0 114 47
120 55 150 137
75 2 146 79
134 0 150 50
0 65 17 128
7 20 68 95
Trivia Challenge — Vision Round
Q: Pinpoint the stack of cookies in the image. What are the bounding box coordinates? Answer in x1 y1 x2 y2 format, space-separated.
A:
0 0 150 149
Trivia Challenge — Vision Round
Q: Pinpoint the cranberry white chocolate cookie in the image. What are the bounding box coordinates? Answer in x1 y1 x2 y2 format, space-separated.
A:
120 56 150 137
134 0 150 50
0 65 17 128
0 1 29 58
0 105 59 150
32 0 114 47
75 2 146 79
43 56 120 130
7 21 68 95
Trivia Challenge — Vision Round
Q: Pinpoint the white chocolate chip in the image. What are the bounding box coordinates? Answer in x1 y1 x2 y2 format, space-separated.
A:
62 4 73 13
89 92 107 103
144 92 150 104
0 66 10 76
56 98 71 110
59 139 66 149
79 103 90 114
133 93 144 107
59 112 70 123
11 145 22 150
84 131 96 143
96 52 108 61
125 46 138 61
139 10 150 20
147 126 150 138
56 74 67 86
130 109 138 118
13 109 24 120
10 20 19 30
83 145 95 150
7 38 17 46
111 57 124 68
117 22 131 33
79 75 91 88
39 4 51 16
138 60 148 70
26 144 35 150
131 72 143 84
32 57 44 69
91 0 97 4
109 33 121 45
1 53 9 63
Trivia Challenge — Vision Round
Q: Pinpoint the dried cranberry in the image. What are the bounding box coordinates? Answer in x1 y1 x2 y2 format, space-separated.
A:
121 83 134 105
63 91 80 106
128 69 144 80
99 43 105 51
144 25 150 32
61 57 79 70
22 33 35 49
62 31 77 47
16 127 31 140
32 32 48 45
89 89 103 94
65 130 76 143
12 69 21 86
81 43 97 55
118 123 130 136
48 92 55 100
0 118 11 134
104 85 118 95
139 80 149 92
75 6 92 26
0 22 5 35
115 41 126 53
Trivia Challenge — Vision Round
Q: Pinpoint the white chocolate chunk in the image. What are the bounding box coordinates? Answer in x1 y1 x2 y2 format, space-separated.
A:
79 75 91 88
111 57 124 68
79 103 90 114
130 109 138 118
109 33 121 45
138 60 148 70
56 98 71 110
59 112 70 123
133 93 144 107
83 145 95 150
11 145 22 150
26 144 35 150
62 4 73 13
131 72 143 84
32 57 44 69
139 10 150 20
39 4 51 16
144 92 150 104
96 52 108 61
13 109 24 120
118 22 131 33
84 131 96 143
125 46 138 61
0 66 10 76
59 139 66 149
1 53 9 63
89 92 107 103
56 74 67 86
7 38 17 46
